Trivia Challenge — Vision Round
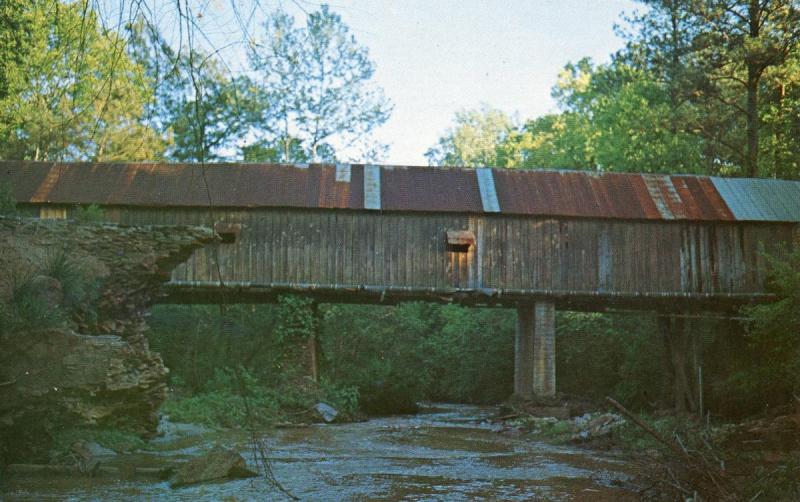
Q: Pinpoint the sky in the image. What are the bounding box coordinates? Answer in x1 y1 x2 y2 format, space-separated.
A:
323 0 640 165
139 0 641 165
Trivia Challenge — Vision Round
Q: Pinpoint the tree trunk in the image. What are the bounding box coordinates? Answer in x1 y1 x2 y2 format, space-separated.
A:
745 0 760 177
745 65 760 177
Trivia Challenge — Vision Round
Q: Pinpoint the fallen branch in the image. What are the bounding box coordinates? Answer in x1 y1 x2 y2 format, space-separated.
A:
606 396 738 501
605 396 687 458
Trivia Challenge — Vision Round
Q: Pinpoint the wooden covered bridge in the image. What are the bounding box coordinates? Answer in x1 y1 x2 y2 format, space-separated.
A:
3 161 800 399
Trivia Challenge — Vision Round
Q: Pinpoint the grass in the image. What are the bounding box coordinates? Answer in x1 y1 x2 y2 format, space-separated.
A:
161 367 361 429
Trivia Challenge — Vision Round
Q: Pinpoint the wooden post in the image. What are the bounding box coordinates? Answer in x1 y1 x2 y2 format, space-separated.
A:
515 301 556 399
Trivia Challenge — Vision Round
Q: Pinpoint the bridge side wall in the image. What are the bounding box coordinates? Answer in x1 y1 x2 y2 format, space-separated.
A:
94 206 798 300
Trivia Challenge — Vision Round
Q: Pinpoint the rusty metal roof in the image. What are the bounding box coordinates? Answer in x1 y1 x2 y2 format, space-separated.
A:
2 160 799 222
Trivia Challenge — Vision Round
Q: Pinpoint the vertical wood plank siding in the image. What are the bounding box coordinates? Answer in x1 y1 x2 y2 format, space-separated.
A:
103 207 797 296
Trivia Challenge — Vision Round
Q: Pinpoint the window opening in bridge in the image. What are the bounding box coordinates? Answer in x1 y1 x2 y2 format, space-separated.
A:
40 206 67 220
214 222 241 244
446 230 475 253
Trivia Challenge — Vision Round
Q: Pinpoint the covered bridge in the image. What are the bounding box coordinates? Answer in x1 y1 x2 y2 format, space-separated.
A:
3 161 800 398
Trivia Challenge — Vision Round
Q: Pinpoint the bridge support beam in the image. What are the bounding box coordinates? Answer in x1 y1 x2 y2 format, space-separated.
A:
514 302 556 399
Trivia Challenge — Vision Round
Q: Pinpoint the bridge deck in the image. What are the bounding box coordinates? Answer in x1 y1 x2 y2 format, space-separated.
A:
163 280 775 312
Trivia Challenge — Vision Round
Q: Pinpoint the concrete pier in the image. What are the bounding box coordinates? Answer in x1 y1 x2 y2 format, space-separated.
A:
514 302 556 399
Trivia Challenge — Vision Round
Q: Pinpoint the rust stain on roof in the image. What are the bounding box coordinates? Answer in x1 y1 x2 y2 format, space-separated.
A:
0 161 794 222
29 163 64 203
381 165 482 213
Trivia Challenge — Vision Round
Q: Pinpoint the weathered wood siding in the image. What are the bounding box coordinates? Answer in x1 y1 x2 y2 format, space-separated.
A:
98 207 798 297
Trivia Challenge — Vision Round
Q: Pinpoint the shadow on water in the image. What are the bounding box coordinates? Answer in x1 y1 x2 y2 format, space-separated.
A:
1 403 636 501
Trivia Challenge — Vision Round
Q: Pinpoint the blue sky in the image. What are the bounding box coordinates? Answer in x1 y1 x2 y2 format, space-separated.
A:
148 0 640 164
323 0 640 165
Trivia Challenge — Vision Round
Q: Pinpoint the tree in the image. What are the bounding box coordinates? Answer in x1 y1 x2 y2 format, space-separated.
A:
440 60 706 173
546 59 706 173
166 55 251 163
425 105 516 167
126 20 250 163
247 5 392 163
0 0 165 161
497 113 595 169
626 0 800 177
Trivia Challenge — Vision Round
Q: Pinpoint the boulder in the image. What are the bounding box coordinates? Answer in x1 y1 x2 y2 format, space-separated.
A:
314 402 339 423
572 412 625 441
170 446 258 488
155 416 213 443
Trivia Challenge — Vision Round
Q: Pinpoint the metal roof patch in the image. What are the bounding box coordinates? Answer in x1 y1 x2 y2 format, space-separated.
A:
711 177 800 222
476 168 500 213
364 164 381 210
335 163 351 183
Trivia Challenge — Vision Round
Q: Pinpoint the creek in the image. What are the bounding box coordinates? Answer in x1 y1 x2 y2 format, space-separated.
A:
2 403 636 501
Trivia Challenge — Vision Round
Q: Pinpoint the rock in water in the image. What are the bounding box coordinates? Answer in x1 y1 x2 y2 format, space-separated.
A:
170 446 258 488
314 402 338 423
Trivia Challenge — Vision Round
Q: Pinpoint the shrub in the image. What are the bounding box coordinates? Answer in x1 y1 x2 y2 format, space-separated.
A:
73 204 105 223
3 274 64 333
42 247 97 312
0 247 96 335
736 248 800 409
162 367 281 428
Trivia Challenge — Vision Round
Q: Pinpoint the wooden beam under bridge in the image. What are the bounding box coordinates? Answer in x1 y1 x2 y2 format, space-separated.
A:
161 280 772 313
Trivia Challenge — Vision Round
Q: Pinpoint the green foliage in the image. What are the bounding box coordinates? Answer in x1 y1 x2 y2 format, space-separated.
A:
736 248 800 408
148 304 282 394
2 273 64 334
165 58 250 163
41 246 97 312
624 0 800 177
162 366 360 427
423 305 515 403
242 137 337 164
557 312 666 409
0 0 166 161
613 413 697 452
72 204 105 224
163 367 281 428
275 295 316 344
319 303 435 414
1 247 97 335
318 378 360 418
320 303 515 413
428 2 800 178
425 105 517 167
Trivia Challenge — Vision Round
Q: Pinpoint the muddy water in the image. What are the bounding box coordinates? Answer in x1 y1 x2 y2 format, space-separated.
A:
2 403 636 501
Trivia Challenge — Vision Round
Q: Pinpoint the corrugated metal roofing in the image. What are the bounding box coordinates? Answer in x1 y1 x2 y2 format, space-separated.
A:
2 160 799 222
711 177 800 222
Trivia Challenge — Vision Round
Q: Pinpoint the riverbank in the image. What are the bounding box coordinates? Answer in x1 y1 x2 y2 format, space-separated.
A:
494 398 800 501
